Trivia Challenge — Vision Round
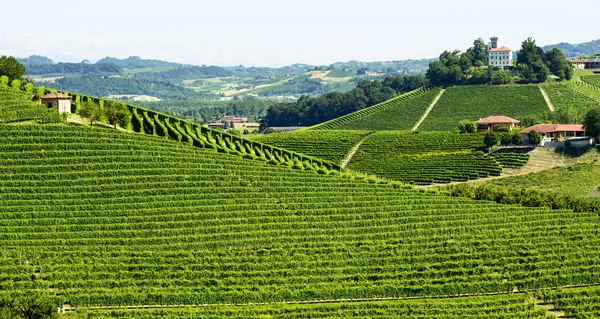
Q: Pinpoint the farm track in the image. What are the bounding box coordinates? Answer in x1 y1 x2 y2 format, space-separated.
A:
340 133 372 168
412 89 445 131
539 86 556 112
74 282 600 312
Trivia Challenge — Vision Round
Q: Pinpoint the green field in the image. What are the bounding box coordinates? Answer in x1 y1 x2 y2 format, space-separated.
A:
541 83 600 123
485 160 600 198
2 125 600 317
418 85 548 131
347 131 502 184
325 68 356 78
252 130 371 164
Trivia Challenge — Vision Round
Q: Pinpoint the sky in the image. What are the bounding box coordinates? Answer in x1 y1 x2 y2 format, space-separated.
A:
1 0 599 67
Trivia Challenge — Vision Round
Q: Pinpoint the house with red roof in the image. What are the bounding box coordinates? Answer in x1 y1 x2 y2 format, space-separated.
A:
520 124 588 146
41 92 72 113
476 116 520 133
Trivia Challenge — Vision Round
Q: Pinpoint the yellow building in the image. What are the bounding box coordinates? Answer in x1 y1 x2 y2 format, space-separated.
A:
476 116 520 132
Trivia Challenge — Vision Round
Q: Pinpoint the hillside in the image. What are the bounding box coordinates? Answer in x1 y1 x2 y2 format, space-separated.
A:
542 39 600 58
0 81 60 123
418 85 548 131
310 88 442 131
1 124 600 319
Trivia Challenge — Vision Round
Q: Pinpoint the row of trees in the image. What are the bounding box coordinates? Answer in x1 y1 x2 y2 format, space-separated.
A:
78 99 131 128
260 75 428 128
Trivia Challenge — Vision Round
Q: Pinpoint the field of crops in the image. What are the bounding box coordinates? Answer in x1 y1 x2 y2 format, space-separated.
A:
324 88 441 131
310 88 432 130
551 286 600 318
347 131 502 184
418 85 548 131
0 80 60 123
252 130 371 164
1 125 600 317
85 294 547 318
542 83 599 122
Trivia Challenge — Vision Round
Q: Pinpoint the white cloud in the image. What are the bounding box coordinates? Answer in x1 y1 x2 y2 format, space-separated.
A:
81 35 106 48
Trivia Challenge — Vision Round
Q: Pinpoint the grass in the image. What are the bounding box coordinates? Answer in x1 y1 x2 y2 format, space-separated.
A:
485 158 600 198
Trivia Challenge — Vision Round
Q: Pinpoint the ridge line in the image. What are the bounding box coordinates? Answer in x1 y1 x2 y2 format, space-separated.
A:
411 88 445 131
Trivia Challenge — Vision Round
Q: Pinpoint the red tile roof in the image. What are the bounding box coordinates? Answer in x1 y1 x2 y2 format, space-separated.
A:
520 124 586 134
489 46 512 52
567 58 586 63
41 92 71 99
475 116 520 124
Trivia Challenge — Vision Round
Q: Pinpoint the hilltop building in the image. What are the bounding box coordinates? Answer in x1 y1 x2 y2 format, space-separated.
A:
566 58 586 70
520 124 589 147
488 37 513 68
41 92 72 113
476 116 520 132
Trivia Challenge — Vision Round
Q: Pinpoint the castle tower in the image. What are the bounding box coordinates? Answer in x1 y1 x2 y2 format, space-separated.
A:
490 36 498 49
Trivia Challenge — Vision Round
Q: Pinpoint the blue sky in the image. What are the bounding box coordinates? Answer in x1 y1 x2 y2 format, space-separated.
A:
1 0 598 66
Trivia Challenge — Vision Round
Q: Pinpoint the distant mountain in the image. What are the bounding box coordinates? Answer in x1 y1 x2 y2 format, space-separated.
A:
542 39 600 58
96 56 187 69
133 65 233 82
17 55 55 65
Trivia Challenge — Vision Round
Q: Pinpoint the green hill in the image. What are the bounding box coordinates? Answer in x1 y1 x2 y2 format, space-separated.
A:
0 81 60 123
418 85 548 131
251 130 371 164
1 124 600 318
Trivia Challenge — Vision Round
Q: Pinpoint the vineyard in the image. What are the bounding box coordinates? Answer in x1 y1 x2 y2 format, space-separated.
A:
541 83 600 122
251 130 371 164
490 150 531 169
418 85 548 131
550 286 600 318
309 88 434 131
581 75 600 87
1 125 600 318
85 294 547 318
0 78 60 123
347 131 502 184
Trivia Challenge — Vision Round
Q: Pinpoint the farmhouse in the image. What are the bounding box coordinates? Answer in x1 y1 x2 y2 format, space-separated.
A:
488 37 513 68
41 92 72 113
476 116 520 132
520 124 588 146
567 58 586 70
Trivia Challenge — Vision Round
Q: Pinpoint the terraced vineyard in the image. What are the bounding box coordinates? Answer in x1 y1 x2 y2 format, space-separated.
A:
252 130 371 164
581 75 600 87
551 286 600 318
0 125 600 317
490 151 531 168
347 131 501 184
310 88 436 131
0 80 59 123
418 85 548 131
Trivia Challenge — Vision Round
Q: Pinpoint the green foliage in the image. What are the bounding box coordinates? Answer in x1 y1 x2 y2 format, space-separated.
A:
527 130 542 147
77 100 104 127
0 76 8 86
511 131 524 146
0 83 59 123
418 85 548 131
457 120 476 133
490 150 530 168
584 108 600 138
10 79 21 90
104 101 131 129
133 65 233 82
0 56 26 82
0 293 58 319
541 83 600 124
483 131 499 149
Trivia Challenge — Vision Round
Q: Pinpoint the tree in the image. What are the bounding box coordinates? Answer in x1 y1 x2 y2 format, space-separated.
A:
484 131 499 150
527 130 542 147
584 108 600 142
492 68 512 84
457 120 476 133
78 100 104 127
511 131 523 146
500 131 512 147
104 101 131 129
543 48 573 81
0 56 26 83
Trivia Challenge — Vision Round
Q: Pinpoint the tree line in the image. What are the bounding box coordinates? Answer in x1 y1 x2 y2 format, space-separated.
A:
260 75 428 128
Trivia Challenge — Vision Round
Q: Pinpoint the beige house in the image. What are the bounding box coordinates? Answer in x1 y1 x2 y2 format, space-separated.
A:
41 92 72 113
567 58 586 70
476 116 520 132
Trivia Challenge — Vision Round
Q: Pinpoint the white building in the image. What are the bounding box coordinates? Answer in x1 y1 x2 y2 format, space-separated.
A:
488 36 513 68
41 92 72 113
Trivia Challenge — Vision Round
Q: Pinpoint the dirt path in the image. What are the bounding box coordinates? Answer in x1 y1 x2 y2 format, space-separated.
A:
340 134 371 168
539 86 556 112
412 89 445 131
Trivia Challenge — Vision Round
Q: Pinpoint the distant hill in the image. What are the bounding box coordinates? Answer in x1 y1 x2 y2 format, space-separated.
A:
133 65 233 82
96 56 187 69
16 55 54 65
542 39 600 57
